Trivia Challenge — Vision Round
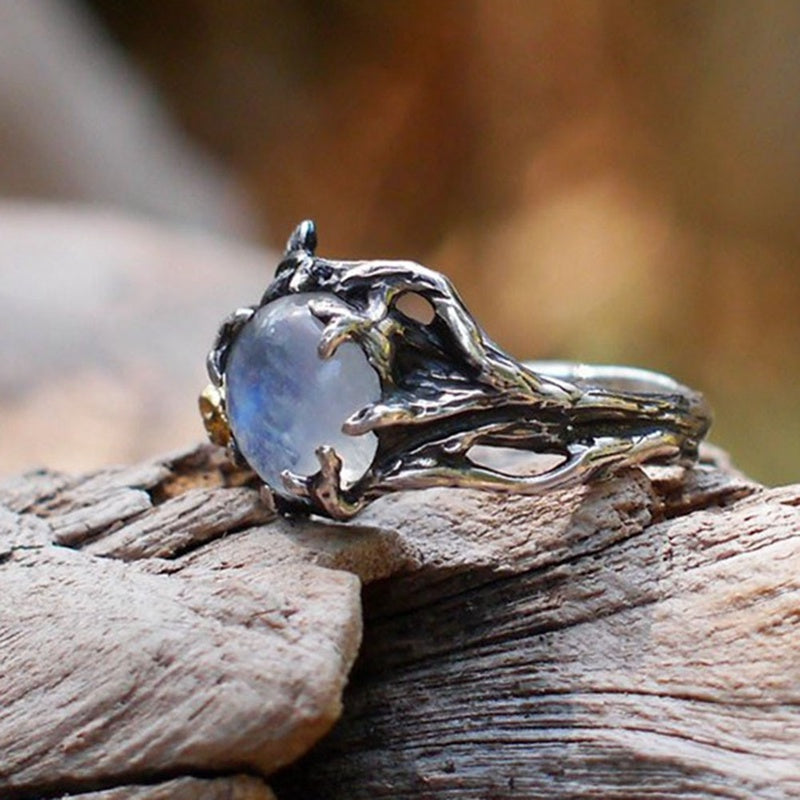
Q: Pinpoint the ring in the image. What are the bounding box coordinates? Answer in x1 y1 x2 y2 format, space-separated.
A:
200 220 711 520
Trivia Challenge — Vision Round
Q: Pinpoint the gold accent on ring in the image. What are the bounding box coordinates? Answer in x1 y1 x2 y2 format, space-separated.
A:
199 383 232 447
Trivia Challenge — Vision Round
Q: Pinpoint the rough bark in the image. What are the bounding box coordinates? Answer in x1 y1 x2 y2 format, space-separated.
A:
2 443 799 798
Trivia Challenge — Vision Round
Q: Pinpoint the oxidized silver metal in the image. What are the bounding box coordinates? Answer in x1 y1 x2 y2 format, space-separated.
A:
201 220 712 520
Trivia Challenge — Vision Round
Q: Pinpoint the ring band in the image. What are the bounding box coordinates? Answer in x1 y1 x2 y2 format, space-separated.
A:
201 221 711 520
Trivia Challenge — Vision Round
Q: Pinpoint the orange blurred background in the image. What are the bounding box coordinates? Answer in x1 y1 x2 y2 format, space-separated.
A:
1 0 798 484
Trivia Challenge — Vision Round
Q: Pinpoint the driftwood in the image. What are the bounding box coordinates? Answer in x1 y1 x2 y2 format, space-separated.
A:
2 443 799 798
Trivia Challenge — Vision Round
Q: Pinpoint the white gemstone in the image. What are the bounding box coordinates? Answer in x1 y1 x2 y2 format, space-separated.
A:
225 293 380 498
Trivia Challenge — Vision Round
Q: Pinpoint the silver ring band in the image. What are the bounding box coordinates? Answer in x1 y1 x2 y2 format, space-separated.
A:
526 361 693 394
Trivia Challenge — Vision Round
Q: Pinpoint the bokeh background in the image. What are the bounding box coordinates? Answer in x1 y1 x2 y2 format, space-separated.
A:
1 0 798 484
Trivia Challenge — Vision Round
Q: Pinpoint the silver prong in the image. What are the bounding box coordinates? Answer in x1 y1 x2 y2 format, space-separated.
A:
286 219 317 255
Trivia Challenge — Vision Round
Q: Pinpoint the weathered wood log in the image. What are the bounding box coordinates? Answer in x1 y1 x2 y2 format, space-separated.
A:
2 443 799 798
0 447 360 799
64 776 275 800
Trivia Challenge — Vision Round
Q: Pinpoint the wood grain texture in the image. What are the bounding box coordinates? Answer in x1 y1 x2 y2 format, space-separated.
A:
2 443 799 799
64 775 275 800
0 446 360 799
275 465 800 799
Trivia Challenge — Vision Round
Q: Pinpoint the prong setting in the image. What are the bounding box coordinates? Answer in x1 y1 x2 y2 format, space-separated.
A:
201 220 712 520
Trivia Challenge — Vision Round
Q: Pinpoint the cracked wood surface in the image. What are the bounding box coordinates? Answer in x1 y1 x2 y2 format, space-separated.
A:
276 465 800 799
0 447 359 800
1 444 799 798
67 776 276 800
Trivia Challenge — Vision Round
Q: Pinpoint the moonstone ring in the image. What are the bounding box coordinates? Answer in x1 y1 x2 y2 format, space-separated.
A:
200 220 711 520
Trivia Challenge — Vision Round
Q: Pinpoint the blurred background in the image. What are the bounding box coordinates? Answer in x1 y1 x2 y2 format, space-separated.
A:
1 0 798 484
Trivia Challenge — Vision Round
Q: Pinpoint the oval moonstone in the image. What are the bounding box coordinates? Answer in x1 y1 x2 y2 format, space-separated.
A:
225 293 381 498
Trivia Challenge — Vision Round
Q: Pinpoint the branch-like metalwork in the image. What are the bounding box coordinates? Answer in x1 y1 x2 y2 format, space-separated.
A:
201 220 712 520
